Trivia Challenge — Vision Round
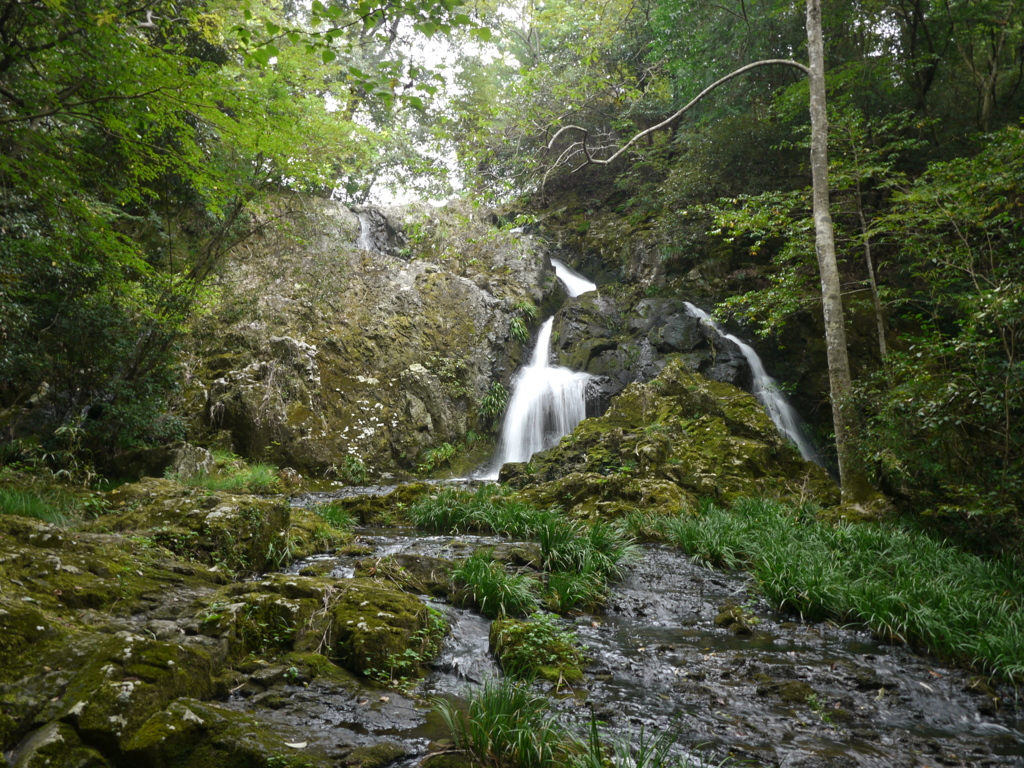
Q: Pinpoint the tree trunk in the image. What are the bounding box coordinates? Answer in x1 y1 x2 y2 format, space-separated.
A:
806 0 874 503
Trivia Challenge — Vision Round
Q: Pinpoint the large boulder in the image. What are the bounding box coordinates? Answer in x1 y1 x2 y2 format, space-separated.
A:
502 359 838 516
551 287 754 405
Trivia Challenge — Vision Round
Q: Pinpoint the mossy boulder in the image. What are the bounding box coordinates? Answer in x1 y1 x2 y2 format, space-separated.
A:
489 616 585 685
505 359 839 516
354 554 454 599
96 477 290 575
182 201 559 478
323 482 432 525
316 579 435 676
59 634 220 753
7 721 111 768
198 574 440 679
123 698 325 768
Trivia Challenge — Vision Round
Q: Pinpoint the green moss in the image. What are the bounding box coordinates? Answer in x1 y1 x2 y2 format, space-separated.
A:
61 636 219 752
757 679 816 704
319 580 433 676
507 360 839 516
489 615 586 686
124 698 324 768
342 741 408 768
96 478 291 576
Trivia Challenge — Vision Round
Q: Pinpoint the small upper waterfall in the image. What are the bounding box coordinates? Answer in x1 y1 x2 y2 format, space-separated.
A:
550 258 596 297
354 207 393 253
684 302 822 464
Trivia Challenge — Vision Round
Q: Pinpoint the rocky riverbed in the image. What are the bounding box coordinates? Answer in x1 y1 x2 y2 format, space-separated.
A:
4 476 1019 768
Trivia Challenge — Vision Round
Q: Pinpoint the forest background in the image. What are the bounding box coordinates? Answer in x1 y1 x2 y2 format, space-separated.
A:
1 0 1022 550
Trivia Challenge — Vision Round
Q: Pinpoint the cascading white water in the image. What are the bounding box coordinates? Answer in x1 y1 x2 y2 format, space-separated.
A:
482 260 597 477
550 258 597 297
684 302 822 464
484 318 592 478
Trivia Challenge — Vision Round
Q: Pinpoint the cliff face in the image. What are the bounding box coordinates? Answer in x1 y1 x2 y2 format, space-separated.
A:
176 196 835 485
180 200 562 478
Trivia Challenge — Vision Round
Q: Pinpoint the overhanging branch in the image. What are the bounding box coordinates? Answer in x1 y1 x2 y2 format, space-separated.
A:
544 58 810 175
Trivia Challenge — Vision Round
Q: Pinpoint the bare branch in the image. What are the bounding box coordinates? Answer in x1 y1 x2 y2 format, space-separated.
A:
544 58 809 172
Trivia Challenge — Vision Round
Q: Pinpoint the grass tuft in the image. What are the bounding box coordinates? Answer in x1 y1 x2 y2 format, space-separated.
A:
452 551 539 619
435 678 571 768
410 486 637 613
0 487 68 525
661 497 1024 680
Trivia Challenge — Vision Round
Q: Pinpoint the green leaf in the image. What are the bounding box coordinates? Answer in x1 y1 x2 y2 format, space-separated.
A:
321 48 337 64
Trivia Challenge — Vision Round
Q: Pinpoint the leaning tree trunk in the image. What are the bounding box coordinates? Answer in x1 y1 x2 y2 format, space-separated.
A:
806 0 874 503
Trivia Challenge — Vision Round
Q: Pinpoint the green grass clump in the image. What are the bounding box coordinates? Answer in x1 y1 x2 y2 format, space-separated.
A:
411 486 638 614
436 680 722 768
175 451 282 494
435 678 571 768
452 552 539 619
0 487 68 525
312 500 358 530
409 485 541 534
661 497 1024 680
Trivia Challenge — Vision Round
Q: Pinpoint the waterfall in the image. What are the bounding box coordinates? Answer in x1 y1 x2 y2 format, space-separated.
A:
483 260 596 478
355 207 392 253
550 258 596 297
684 302 822 464
484 318 592 478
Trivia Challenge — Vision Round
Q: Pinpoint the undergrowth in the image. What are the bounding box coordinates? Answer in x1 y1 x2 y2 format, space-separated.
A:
661 497 1024 681
436 678 727 768
171 451 282 494
452 551 539 618
0 486 69 525
410 486 637 613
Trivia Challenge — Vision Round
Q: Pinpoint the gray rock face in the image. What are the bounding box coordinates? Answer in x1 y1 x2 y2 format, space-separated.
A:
185 201 560 476
552 290 753 404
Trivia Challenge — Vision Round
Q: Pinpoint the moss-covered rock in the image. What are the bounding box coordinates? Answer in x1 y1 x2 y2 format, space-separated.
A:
181 201 561 478
123 698 325 768
354 554 454 599
489 616 585 686
505 359 839 516
59 634 220 753
7 721 111 768
96 477 290 575
341 741 409 768
316 580 435 676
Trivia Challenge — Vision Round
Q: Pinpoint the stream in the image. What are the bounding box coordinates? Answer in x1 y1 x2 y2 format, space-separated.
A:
219 487 1024 768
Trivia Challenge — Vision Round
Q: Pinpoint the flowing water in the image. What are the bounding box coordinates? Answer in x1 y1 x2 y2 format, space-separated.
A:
684 302 821 464
485 318 593 477
481 258 595 478
251 497 1024 768
551 258 597 297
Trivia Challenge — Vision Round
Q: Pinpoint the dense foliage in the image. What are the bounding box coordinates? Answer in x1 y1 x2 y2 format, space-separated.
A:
0 0 475 470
